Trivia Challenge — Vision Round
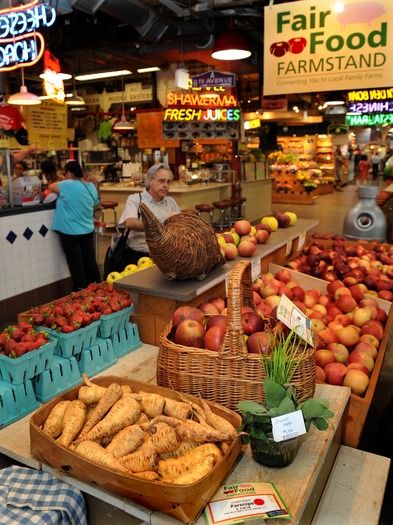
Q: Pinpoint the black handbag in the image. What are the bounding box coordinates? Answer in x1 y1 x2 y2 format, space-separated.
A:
103 228 131 279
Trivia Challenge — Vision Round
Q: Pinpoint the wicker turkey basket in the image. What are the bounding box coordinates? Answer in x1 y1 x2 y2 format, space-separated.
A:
157 260 316 412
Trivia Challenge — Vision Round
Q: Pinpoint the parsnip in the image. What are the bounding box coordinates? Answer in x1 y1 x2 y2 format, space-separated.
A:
135 412 150 428
158 444 222 481
175 392 207 422
42 400 70 439
140 393 166 418
148 416 237 443
57 399 87 447
74 440 129 473
164 398 193 420
172 454 215 485
105 424 146 458
141 422 180 454
131 470 160 481
79 395 141 442
78 375 132 405
78 383 123 439
198 396 237 434
159 441 200 459
119 447 158 473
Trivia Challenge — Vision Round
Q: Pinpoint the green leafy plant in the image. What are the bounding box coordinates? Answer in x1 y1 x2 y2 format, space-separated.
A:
237 330 334 445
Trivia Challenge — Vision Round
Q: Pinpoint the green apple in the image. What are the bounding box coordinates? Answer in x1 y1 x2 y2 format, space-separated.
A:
228 230 240 246
261 216 278 232
284 211 297 226
216 234 226 246
106 271 123 285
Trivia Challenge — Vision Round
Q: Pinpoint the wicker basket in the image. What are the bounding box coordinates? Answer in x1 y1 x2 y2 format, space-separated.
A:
139 202 224 280
157 260 316 411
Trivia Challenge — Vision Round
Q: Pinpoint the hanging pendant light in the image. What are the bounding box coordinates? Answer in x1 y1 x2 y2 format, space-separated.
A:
65 75 86 106
113 75 133 131
8 67 41 106
211 19 251 61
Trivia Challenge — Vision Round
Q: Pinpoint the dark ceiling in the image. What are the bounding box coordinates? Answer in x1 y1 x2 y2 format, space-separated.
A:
3 0 289 104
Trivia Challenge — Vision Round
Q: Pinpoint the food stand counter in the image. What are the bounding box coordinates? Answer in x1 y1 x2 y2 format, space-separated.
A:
0 344 353 525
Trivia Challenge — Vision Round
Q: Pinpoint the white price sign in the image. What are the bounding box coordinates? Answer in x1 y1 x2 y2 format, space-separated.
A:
272 410 306 442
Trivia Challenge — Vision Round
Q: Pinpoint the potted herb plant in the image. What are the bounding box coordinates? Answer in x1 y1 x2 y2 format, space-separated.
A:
237 330 334 468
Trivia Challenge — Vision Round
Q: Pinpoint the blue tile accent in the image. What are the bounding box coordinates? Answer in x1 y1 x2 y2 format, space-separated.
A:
39 225 49 237
6 231 17 244
23 227 33 240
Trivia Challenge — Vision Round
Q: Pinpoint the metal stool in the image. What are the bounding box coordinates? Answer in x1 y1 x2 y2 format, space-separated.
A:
230 197 247 221
195 203 214 225
94 221 106 263
100 200 118 228
212 200 232 231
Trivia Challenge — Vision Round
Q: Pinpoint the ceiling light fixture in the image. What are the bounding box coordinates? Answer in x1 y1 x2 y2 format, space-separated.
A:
324 91 346 107
211 21 252 60
8 67 41 105
137 67 161 73
113 75 134 131
65 76 86 106
75 69 132 81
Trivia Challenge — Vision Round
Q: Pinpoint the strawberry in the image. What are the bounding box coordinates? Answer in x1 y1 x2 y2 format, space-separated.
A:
61 325 74 333
11 328 24 342
53 306 64 317
14 342 29 357
19 322 33 332
5 339 19 356
55 316 68 328
21 333 36 342
109 300 121 312
25 341 40 352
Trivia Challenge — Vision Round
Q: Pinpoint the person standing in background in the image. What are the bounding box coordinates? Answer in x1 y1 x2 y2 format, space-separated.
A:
356 154 372 186
49 160 101 291
371 151 381 181
334 147 344 191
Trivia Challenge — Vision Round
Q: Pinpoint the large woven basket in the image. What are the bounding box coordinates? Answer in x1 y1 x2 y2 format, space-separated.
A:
139 202 224 280
157 260 316 412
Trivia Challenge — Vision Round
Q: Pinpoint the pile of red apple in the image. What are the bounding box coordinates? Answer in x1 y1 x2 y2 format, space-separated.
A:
287 239 393 302
218 212 297 262
253 268 388 397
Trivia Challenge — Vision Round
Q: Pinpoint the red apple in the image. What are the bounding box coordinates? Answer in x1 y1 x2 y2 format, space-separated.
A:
264 295 281 310
255 222 272 234
210 297 226 313
343 368 370 396
318 329 340 346
275 268 292 283
334 314 352 327
318 294 333 308
376 308 388 325
378 290 393 301
240 234 257 246
324 362 347 386
316 365 326 383
257 302 272 318
241 311 265 335
347 362 371 377
348 284 365 302
315 349 336 368
253 291 262 305
198 302 220 315
234 219 252 236
337 325 360 347
311 319 326 333
172 305 205 329
255 229 269 244
205 324 226 352
359 333 380 349
238 240 257 257
335 293 357 313
348 350 375 372
206 314 228 331
223 232 236 244
174 319 206 348
293 301 307 314
327 279 345 296
221 243 238 260
360 320 384 341
353 342 378 360
327 342 349 364
252 278 263 293
247 331 272 354
352 307 373 327
326 304 343 319
291 286 305 302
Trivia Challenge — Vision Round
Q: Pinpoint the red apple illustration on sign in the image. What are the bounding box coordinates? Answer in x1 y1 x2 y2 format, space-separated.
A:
269 41 290 57
288 37 307 54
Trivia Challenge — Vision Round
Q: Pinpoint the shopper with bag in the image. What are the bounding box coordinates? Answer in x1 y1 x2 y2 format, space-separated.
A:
104 164 180 277
49 160 101 291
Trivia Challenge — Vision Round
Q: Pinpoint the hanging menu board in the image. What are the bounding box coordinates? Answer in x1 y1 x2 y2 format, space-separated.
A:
24 100 68 149
137 110 180 148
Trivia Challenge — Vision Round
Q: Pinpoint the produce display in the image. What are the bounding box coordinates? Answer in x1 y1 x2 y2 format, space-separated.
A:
25 283 132 332
106 256 155 285
0 322 50 358
217 213 297 262
38 375 238 485
287 238 393 301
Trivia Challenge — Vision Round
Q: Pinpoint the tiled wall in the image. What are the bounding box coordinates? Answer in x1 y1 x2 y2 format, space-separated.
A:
0 208 70 302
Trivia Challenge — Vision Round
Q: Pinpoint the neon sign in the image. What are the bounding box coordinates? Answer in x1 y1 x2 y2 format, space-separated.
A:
0 1 56 71
348 101 393 114
164 108 241 122
167 92 238 108
347 89 393 102
346 113 393 127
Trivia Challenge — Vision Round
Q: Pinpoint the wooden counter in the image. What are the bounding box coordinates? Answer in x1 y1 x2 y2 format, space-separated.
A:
100 178 272 224
0 345 351 525
115 218 318 344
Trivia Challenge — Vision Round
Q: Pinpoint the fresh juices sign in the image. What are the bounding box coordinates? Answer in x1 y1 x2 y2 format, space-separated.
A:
263 0 392 95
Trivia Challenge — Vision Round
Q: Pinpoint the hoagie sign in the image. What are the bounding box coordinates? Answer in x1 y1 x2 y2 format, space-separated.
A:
264 0 393 95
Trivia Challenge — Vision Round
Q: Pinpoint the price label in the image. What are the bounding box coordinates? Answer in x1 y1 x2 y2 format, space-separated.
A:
272 410 306 442
298 233 306 250
250 256 261 281
285 240 292 256
277 294 314 347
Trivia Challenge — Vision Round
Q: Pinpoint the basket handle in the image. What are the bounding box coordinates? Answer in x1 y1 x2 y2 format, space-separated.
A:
219 260 256 358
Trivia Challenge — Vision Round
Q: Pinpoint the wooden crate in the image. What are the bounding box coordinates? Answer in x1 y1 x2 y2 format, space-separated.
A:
30 376 243 525
272 191 318 204
268 263 392 449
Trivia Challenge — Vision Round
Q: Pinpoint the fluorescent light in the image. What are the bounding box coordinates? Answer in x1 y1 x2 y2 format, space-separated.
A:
137 67 161 73
75 70 132 81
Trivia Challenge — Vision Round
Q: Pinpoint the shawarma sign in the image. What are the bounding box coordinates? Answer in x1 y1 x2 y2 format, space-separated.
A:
263 0 393 95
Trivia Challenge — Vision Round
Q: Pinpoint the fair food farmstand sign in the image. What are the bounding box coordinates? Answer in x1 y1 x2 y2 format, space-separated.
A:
263 0 393 95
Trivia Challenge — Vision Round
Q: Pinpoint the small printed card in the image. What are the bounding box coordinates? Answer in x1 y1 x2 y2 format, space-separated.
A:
204 482 291 525
277 293 315 347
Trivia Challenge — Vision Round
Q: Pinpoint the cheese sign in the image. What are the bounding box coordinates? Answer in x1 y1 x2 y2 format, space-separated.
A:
264 0 393 95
